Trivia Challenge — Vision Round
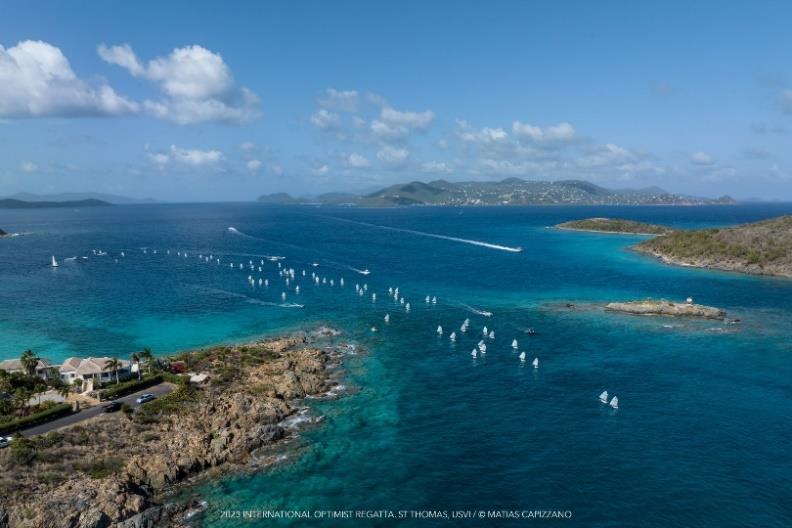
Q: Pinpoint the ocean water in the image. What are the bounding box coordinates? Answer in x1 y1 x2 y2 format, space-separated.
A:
1 203 791 527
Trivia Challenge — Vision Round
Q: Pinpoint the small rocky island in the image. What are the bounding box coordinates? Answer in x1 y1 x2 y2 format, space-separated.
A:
0 331 348 527
0 228 7 238
605 299 726 319
556 217 673 235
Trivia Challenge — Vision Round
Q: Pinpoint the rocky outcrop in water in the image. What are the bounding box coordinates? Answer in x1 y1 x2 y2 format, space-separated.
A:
0 332 346 528
605 300 726 319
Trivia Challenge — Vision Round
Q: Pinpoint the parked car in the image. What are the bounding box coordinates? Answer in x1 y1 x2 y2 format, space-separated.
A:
136 393 156 404
0 436 13 449
103 401 122 413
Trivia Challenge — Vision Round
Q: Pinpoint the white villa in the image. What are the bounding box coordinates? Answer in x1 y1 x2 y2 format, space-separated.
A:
59 357 132 389
0 358 57 379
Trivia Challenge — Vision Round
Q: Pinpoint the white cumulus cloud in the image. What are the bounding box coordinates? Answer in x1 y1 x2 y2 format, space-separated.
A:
318 88 359 112
690 151 715 165
377 146 409 165
380 106 434 129
99 43 260 124
310 109 341 130
247 159 262 171
148 145 223 167
346 153 370 168
0 40 138 118
512 121 576 143
20 161 38 173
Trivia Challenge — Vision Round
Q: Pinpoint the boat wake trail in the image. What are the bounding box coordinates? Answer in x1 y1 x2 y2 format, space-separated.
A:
193 286 304 308
460 303 493 317
321 217 523 253
345 265 371 275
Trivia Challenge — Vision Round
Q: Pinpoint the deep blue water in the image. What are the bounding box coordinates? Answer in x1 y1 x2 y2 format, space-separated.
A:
1 203 791 527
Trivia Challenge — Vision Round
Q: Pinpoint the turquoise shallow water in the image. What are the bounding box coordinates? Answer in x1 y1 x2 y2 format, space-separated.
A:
1 204 791 527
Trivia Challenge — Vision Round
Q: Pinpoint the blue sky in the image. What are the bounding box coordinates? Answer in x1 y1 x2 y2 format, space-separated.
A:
2 0 792 201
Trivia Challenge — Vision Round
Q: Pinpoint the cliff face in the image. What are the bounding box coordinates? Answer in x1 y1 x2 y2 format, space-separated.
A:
0 335 345 528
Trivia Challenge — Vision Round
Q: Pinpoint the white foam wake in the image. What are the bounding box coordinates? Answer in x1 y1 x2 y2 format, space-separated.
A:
461 304 493 317
323 217 523 253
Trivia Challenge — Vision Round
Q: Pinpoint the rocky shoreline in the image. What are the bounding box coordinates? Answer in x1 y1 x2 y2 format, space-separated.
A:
605 300 726 319
631 245 792 278
0 329 350 528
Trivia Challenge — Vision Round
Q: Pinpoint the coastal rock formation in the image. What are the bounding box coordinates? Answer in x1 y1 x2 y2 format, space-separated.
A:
0 228 6 237
605 300 726 319
0 334 345 528
634 216 792 278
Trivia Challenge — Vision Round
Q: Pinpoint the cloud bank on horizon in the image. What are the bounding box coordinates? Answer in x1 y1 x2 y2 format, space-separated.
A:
1 1 792 201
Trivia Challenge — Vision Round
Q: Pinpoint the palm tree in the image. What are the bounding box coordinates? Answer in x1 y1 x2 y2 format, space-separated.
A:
104 357 122 385
20 349 39 377
131 352 142 380
140 348 154 374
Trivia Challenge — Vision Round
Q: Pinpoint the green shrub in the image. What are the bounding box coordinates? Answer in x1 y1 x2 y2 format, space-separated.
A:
0 403 72 435
98 375 163 401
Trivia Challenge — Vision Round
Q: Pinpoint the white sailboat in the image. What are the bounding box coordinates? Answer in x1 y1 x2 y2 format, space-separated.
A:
449 331 456 341
425 295 431 303
281 292 287 301
384 314 390 323
482 326 488 336
405 302 411 312
431 296 437 304
372 293 377 302
609 396 619 409
488 330 495 339
437 325 443 335
51 256 59 268
479 342 487 353
532 357 539 369
599 391 609 404
471 349 477 358
519 351 526 362
511 339 518 349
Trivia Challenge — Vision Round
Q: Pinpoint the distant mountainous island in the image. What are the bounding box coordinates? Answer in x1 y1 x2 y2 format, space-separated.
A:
259 179 735 206
556 215 792 278
0 198 112 209
2 192 157 205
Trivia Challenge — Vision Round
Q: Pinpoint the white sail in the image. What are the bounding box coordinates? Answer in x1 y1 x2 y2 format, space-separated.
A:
384 314 390 323
437 325 443 335
512 339 518 349
599 391 609 403
405 303 411 311
432 296 437 304
609 396 619 409
281 292 287 300
51 256 59 267
532 357 539 368
489 330 495 339
479 343 487 353
449 332 456 341
471 349 477 357
483 326 488 336
425 295 431 303
372 293 377 302
519 351 526 362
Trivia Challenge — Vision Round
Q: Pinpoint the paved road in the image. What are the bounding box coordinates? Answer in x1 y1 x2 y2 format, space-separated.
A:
19 383 173 437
